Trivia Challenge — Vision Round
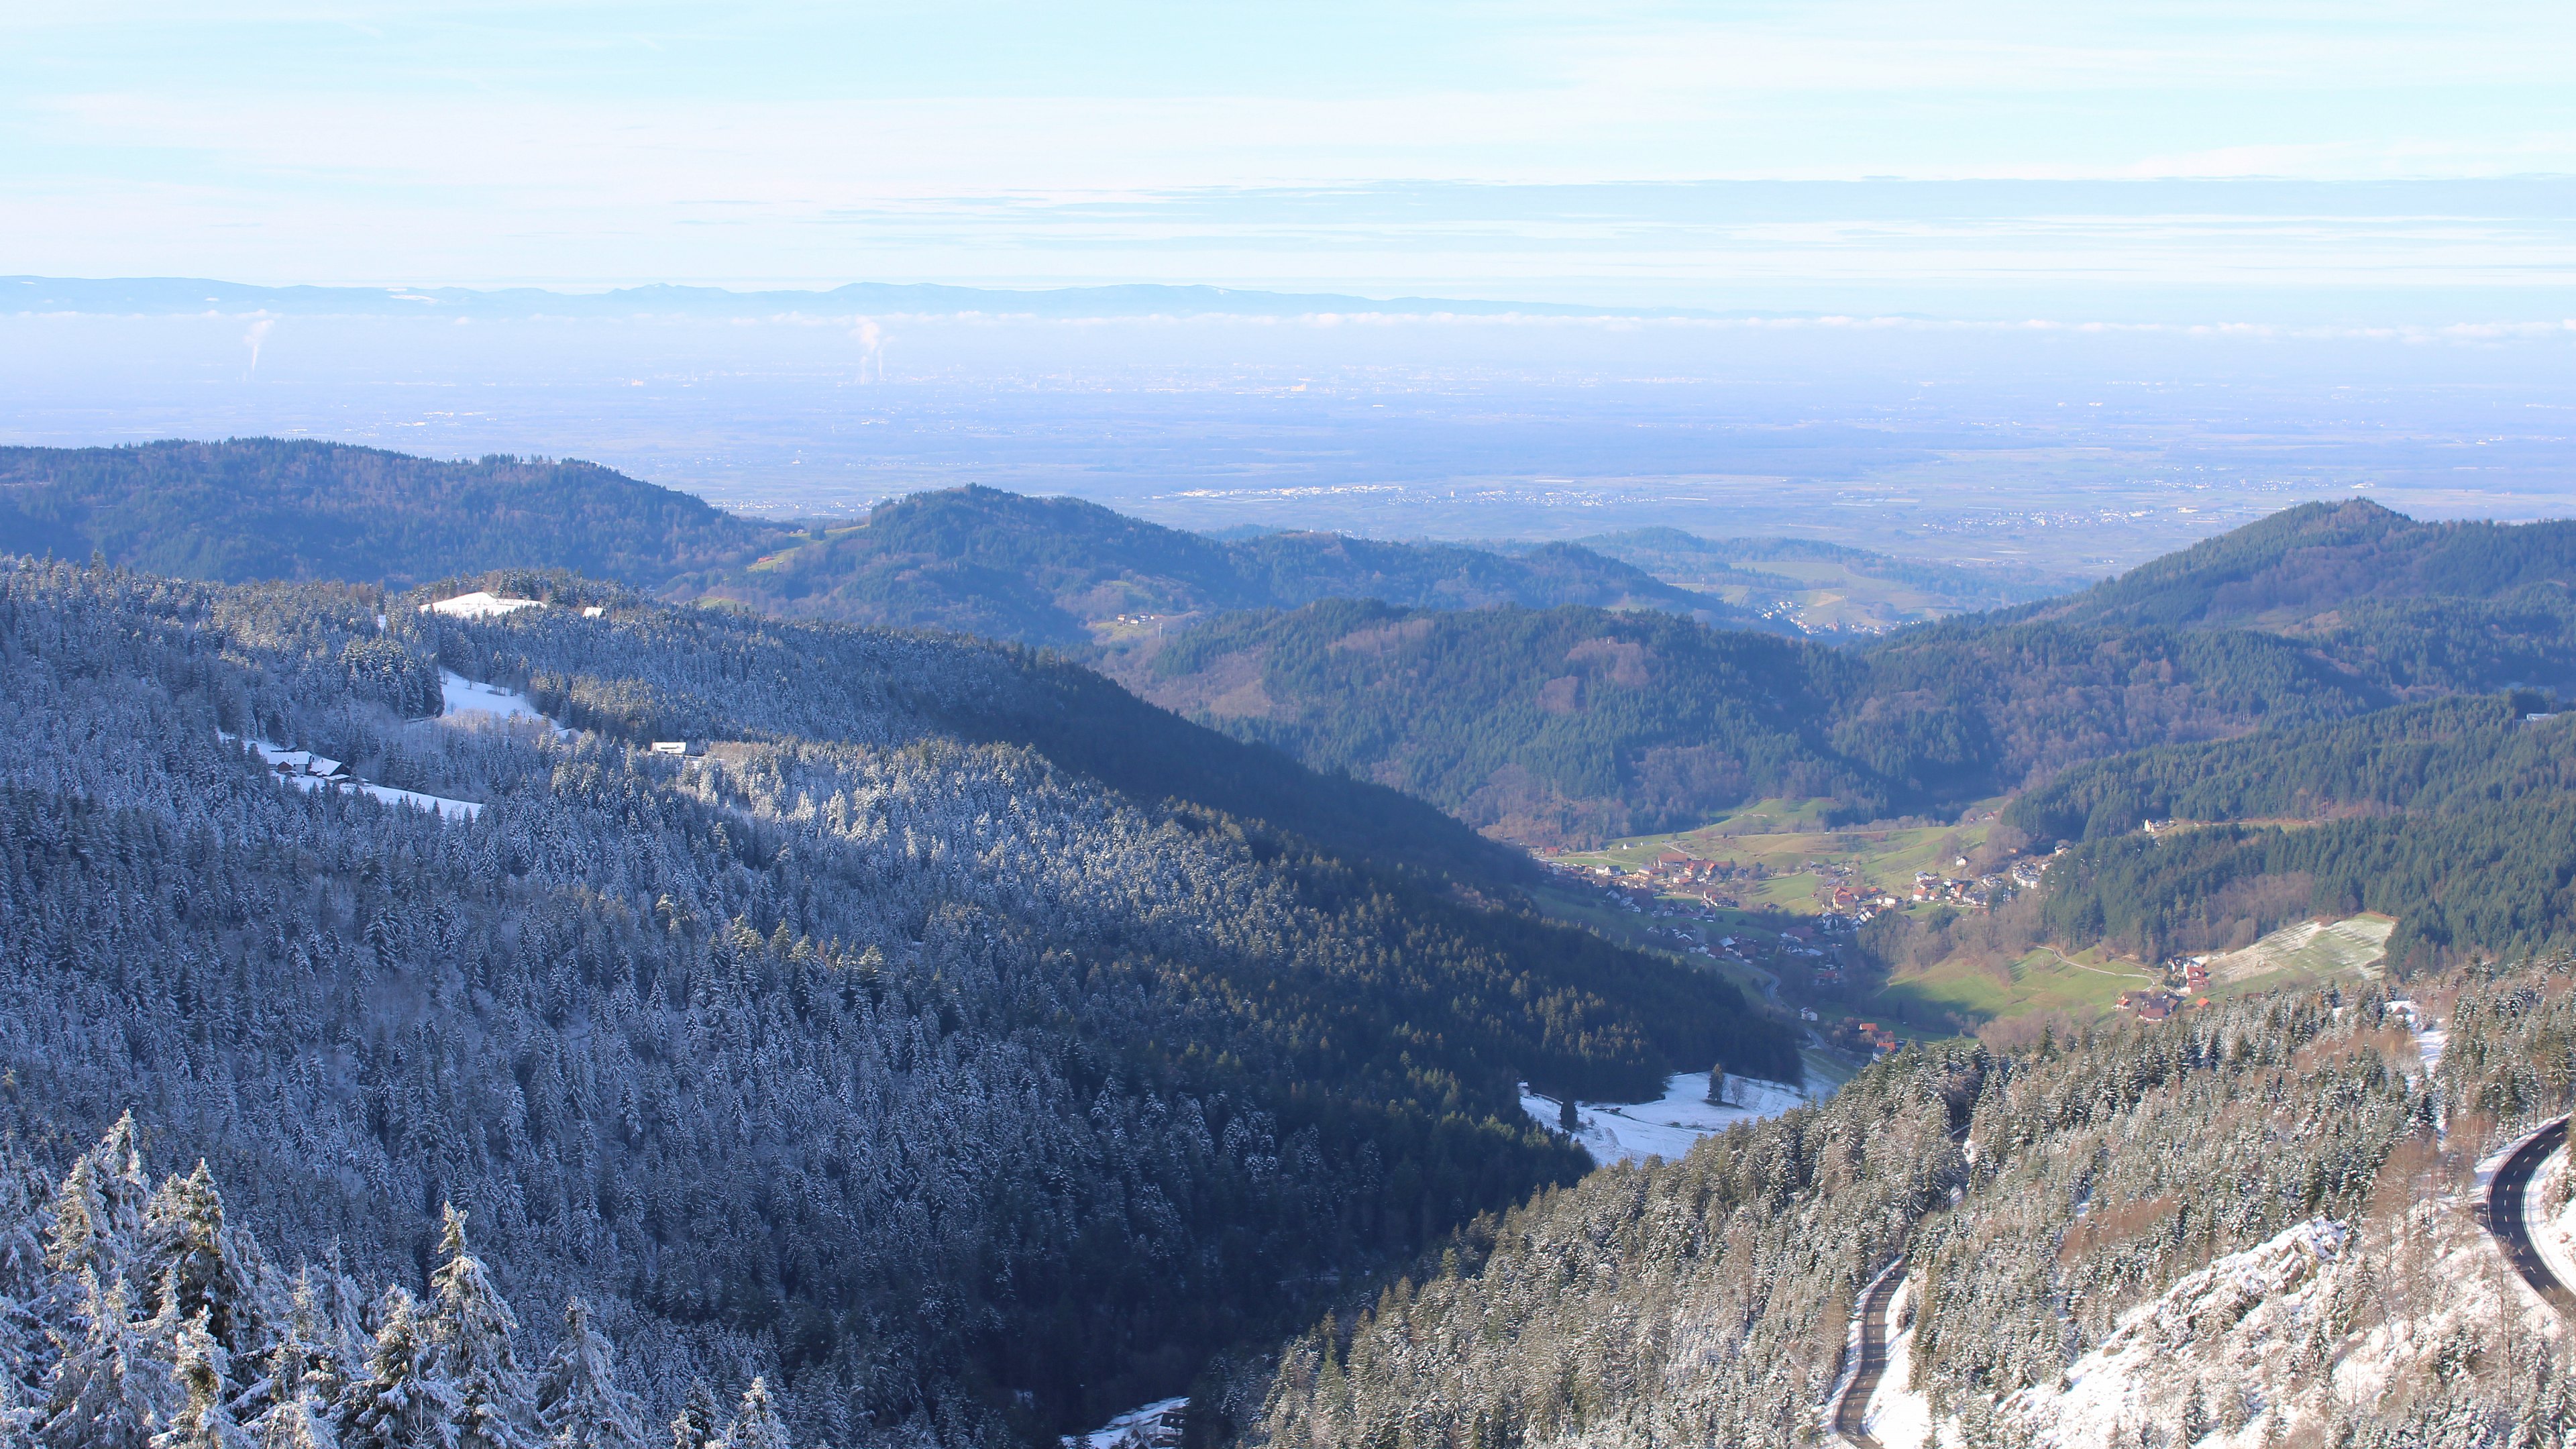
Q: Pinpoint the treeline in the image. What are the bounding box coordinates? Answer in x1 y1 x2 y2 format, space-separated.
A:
1246 969 2575 1449
2004 694 2559 844
0 558 1785 1446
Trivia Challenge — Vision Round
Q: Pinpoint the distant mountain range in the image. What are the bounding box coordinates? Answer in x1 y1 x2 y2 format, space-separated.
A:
0 439 2036 647
0 275 1638 319
9 439 2571 859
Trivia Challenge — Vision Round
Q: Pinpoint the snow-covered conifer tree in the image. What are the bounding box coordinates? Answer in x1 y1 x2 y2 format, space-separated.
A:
258 1382 341 1449
425 1208 535 1449
337 1287 459 1449
150 1310 250 1449
667 1381 722 1449
36 1271 174 1449
709 1379 788 1449
137 1163 261 1356
533 1299 643 1449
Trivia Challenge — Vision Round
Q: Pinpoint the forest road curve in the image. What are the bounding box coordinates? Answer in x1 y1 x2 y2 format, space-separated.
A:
1830 1258 1904 1449
2486 1115 2575 1320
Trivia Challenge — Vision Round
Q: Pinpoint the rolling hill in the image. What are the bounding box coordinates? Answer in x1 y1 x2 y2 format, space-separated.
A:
0 441 1770 646
1122 501 2576 847
0 438 777 588
682 486 1763 646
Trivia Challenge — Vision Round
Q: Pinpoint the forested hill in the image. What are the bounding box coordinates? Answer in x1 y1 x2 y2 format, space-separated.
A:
0 441 1766 647
683 485 1759 645
0 438 780 588
1244 969 2573 1449
1114 596 2396 847
0 557 1787 1446
2005 696 2576 969
1115 502 2576 849
1116 602 1904 845
1994 497 2576 632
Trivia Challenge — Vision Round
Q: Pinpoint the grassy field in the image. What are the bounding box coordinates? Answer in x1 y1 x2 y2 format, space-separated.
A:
2208 914 2396 996
1553 797 2004 914
1871 941 2154 1027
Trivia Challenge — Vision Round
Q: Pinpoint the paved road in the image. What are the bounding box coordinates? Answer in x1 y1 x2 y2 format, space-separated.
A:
1831 1260 1904 1449
2486 1116 2576 1320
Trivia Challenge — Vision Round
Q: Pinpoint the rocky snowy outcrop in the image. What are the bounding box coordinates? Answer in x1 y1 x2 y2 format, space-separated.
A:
1999 1205 2559 1448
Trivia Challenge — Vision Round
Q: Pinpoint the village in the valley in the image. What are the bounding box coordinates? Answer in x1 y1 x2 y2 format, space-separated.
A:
1523 804 2366 1065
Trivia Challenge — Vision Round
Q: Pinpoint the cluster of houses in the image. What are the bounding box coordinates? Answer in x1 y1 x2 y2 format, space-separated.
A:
2109 955 2218 1022
244 741 350 782
1842 1020 1902 1056
2115 989 2185 1022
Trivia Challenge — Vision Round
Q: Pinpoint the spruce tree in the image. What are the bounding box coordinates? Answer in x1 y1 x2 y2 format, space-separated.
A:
668 1381 722 1449
138 1163 258 1355
337 1286 460 1449
533 1299 643 1449
150 1310 250 1449
425 1208 535 1449
258 1383 341 1449
36 1271 173 1449
710 1380 788 1449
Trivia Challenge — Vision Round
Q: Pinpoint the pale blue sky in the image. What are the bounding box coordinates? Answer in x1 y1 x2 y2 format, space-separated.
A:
7 2 2576 310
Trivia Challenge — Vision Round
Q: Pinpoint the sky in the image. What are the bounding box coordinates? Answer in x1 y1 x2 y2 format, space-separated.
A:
8 2 2576 314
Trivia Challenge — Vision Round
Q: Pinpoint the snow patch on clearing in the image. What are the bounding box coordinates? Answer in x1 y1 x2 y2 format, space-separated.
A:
424 592 543 619
1063 1397 1185 1449
278 772 482 821
1521 1070 1812 1165
439 669 546 722
227 730 484 822
1863 1275 1933 1449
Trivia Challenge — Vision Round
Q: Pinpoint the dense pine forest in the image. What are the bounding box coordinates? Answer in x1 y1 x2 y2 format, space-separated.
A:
0 440 778 590
2000 698 2576 968
0 557 1782 1446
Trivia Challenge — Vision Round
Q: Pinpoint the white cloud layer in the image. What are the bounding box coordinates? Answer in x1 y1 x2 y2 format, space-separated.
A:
3 1 2573 300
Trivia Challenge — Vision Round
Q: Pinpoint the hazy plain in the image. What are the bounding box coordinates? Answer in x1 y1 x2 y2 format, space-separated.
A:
5 302 2571 574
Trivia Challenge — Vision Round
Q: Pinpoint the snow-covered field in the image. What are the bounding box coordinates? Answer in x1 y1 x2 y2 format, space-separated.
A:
439 669 552 724
225 729 486 821
1063 1397 1185 1449
2209 913 2393 986
1520 1070 1814 1165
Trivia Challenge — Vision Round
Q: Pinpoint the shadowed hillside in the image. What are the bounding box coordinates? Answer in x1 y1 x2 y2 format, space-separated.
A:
0 437 780 587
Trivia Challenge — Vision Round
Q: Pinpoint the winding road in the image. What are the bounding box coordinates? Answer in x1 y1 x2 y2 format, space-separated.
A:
2485 1116 2575 1320
1829 1259 1905 1449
